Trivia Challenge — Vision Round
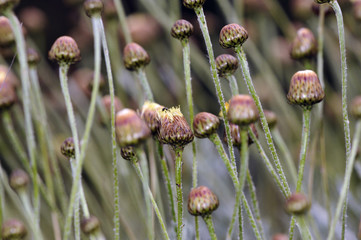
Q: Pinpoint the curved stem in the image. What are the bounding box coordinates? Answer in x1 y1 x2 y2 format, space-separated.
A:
226 75 239 96
203 215 218 240
174 147 184 240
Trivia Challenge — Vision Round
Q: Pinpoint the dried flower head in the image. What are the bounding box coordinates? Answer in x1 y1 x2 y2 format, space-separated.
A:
215 54 239 77
227 94 259 126
141 101 164 134
61 137 76 159
285 192 310 215
0 16 14 47
193 112 220 138
27 48 41 67
0 0 19 13
351 96 361 119
81 215 100 235
1 219 27 240
287 70 324 108
264 110 278 129
120 146 137 161
9 169 29 191
157 106 194 149
219 23 248 49
183 0 206 9
188 186 219 216
290 28 317 60
123 42 150 71
84 0 103 18
115 108 151 147
48 36 81 65
171 19 194 41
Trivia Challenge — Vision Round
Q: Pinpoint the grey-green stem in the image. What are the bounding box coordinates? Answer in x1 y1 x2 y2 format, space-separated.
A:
203 215 218 240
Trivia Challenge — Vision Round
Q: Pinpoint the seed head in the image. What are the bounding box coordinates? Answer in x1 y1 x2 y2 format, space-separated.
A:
115 108 151 147
183 0 206 9
9 169 29 191
351 96 361 119
140 101 164 134
123 42 150 71
219 23 248 49
171 19 194 41
287 70 324 108
314 0 331 4
0 0 19 13
215 54 239 77
48 36 81 65
290 28 317 60
27 48 41 67
0 16 15 47
120 146 137 161
285 192 310 215
264 110 277 129
188 186 219 216
81 216 100 235
2 219 27 240
227 94 259 126
193 112 220 138
224 123 258 147
61 137 76 159
84 0 103 18
157 106 194 149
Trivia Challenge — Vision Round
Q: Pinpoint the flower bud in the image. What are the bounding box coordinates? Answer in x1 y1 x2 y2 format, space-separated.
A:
70 68 105 98
27 48 41 67
224 123 258 147
219 23 248 49
124 14 161 46
171 19 194 41
272 233 289 240
314 0 330 4
0 0 19 13
115 108 151 147
157 106 194 149
285 192 310 215
227 94 259 126
287 70 324 108
84 0 103 18
140 101 164 134
9 169 29 191
19 7 47 33
120 146 137 161
353 0 361 20
193 112 220 138
0 16 15 47
81 215 100 235
103 0 117 20
0 82 16 111
351 96 361 119
290 28 317 60
183 0 206 9
215 54 239 77
101 95 123 116
61 137 76 159
188 186 219 216
123 42 150 71
2 219 27 240
48 36 81 65
264 110 277 129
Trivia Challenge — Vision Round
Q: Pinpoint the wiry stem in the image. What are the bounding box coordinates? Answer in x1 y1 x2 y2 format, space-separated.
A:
174 147 184 240
203 215 218 240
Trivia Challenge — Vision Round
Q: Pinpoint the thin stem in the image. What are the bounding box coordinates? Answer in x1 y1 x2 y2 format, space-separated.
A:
203 215 218 240
136 69 154 102
194 7 237 190
98 17 120 240
329 2 351 238
241 194 262 240
131 159 170 240
327 120 361 240
288 216 296 240
225 75 239 96
114 0 132 44
5 9 39 223
235 46 290 195
174 147 184 240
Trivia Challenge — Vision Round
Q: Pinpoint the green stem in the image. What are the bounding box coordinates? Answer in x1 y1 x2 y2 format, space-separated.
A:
329 2 351 238
194 6 237 189
226 75 239 96
241 194 262 240
114 0 132 44
203 215 218 240
136 69 154 102
288 216 296 240
131 159 170 240
174 147 184 240
5 9 39 223
235 46 290 195
296 108 311 192
327 120 361 239
98 17 121 240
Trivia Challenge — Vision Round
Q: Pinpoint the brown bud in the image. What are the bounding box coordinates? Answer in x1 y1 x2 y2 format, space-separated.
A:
227 94 259 126
353 0 361 20
84 0 103 18
193 112 220 138
115 108 151 147
125 14 161 46
215 54 239 77
9 169 29 191
0 0 19 13
219 23 248 49
290 28 317 60
285 192 310 215
123 42 150 71
171 19 194 41
140 101 164 134
2 219 27 240
70 68 106 98
101 95 123 116
19 7 47 33
48 36 81 65
157 106 194 149
0 81 16 111
0 16 15 47
103 0 117 20
287 70 324 108
314 0 331 4
264 110 277 129
351 96 361 119
61 137 76 159
81 215 100 235
224 123 258 147
27 48 41 67
183 0 206 9
188 186 219 216
311 3 333 16
0 64 19 88
120 146 137 161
